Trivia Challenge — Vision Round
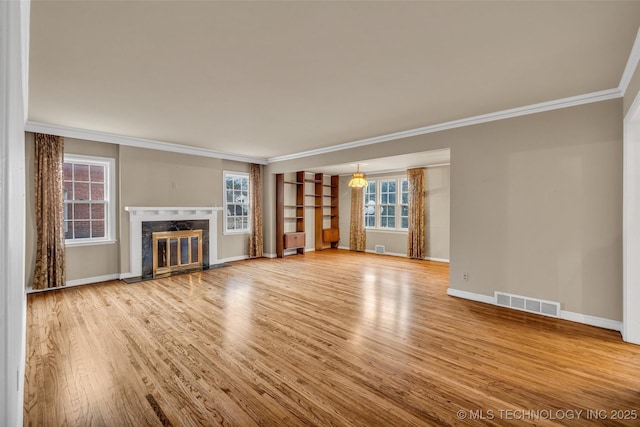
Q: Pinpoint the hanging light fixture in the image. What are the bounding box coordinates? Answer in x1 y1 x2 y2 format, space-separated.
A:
348 164 368 188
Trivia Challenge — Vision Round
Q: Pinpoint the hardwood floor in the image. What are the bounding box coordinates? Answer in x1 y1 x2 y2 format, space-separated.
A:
24 250 640 426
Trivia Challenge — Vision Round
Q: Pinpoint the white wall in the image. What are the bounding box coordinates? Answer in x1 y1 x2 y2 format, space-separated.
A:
0 1 29 425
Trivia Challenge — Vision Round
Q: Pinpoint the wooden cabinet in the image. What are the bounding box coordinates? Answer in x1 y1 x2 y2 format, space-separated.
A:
284 232 305 249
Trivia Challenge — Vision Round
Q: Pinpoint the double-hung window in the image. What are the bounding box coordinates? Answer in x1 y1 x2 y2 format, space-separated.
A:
364 180 376 228
224 171 250 233
63 154 115 245
363 177 409 231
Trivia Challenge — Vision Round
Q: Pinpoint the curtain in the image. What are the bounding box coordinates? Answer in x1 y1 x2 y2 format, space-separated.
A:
248 163 263 258
349 186 366 251
407 168 426 259
33 133 66 289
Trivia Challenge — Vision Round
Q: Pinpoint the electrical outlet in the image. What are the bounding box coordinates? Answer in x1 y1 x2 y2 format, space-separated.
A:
463 273 469 281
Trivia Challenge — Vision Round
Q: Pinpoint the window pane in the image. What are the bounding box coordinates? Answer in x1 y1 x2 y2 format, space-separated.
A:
91 203 105 220
64 202 73 220
90 183 104 200
401 205 409 216
233 178 241 190
65 221 73 239
90 165 105 182
64 182 73 200
388 181 396 192
226 191 233 203
74 164 89 181
63 163 73 181
74 221 91 238
226 177 233 190
74 182 89 200
74 203 90 220
387 206 395 216
402 217 408 228
381 193 388 204
91 220 105 238
388 217 395 227
389 193 396 204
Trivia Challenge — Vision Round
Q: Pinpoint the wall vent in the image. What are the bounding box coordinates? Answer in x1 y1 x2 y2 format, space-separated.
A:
375 245 385 254
494 291 560 318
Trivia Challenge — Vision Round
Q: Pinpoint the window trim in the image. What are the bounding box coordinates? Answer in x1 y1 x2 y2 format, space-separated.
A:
63 154 116 246
364 176 409 232
223 170 251 235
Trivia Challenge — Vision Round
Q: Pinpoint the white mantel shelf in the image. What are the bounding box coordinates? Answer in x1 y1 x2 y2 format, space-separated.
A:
125 206 223 216
123 206 223 279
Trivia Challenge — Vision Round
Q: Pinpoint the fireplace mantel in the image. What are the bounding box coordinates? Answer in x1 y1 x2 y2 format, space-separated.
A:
124 206 223 279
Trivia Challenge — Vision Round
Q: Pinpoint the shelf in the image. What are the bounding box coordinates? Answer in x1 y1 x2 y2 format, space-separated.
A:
285 216 304 220
304 179 323 183
305 194 322 197
284 205 304 208
284 181 303 185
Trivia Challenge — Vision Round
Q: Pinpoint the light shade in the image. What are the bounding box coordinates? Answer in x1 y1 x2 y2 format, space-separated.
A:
348 165 368 188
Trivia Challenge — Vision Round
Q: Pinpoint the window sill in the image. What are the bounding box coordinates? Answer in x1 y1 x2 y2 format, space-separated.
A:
223 230 250 236
365 228 408 234
65 239 117 248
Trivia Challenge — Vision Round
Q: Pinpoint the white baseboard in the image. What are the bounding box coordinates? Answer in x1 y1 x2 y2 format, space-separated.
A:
425 257 450 263
119 272 136 280
220 255 249 263
560 310 622 332
365 249 405 257
447 287 496 305
263 253 277 259
447 287 622 332
27 273 121 294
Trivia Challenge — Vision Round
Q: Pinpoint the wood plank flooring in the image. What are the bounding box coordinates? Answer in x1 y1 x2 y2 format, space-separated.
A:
24 250 640 426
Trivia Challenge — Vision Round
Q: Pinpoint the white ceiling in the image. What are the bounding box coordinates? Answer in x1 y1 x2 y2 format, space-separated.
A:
28 1 640 168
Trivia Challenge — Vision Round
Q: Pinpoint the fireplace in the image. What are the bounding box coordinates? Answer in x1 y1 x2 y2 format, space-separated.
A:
152 229 203 278
124 206 223 280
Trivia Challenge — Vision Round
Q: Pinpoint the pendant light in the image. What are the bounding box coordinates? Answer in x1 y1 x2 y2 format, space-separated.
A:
348 164 368 188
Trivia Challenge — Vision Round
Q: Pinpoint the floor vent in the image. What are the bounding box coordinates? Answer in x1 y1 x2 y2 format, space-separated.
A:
375 245 385 254
494 291 560 318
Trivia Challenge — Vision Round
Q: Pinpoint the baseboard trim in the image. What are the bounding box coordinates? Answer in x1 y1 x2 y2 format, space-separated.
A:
220 255 249 263
425 257 450 263
447 287 622 332
263 253 277 259
447 288 496 305
26 273 121 294
365 249 406 257
560 310 622 332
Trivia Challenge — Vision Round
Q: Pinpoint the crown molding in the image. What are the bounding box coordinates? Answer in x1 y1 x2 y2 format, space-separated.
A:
24 121 269 165
619 26 640 96
267 88 621 164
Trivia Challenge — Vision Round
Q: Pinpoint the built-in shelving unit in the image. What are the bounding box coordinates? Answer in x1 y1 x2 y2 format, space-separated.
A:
276 171 339 258
276 171 305 258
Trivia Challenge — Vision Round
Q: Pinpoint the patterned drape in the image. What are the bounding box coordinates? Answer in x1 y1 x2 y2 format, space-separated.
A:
33 133 66 289
407 168 426 259
349 186 366 251
248 163 263 258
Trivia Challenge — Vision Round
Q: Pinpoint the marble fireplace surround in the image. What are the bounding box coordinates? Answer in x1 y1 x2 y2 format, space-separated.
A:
124 206 223 279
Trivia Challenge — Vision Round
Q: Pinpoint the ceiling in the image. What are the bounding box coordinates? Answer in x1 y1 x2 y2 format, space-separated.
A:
28 1 640 169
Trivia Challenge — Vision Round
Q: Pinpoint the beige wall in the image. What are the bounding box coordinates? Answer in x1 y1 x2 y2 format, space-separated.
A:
118 146 250 272
26 136 253 285
25 134 121 284
269 99 623 321
337 166 450 260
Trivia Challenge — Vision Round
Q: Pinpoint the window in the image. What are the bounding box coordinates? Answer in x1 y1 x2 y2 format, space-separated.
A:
63 154 115 245
224 172 250 233
363 177 409 231
380 180 396 228
400 179 409 229
364 180 376 228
